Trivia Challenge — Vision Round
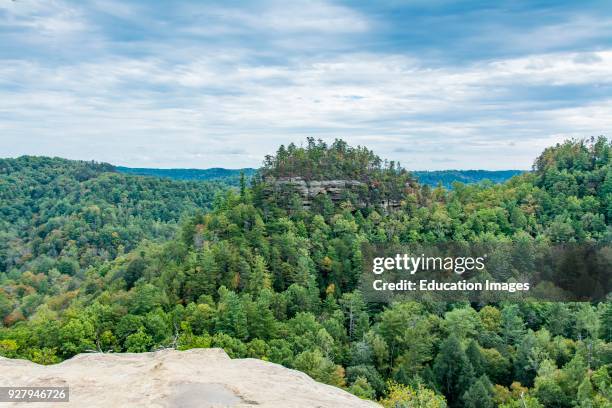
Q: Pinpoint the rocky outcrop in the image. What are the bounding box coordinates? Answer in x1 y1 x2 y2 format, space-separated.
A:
265 177 405 210
268 177 365 208
0 348 378 408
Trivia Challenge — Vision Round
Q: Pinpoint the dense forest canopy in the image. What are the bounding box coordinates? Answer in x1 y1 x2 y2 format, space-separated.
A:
0 138 610 408
0 156 227 276
116 166 257 186
260 137 410 181
412 170 524 189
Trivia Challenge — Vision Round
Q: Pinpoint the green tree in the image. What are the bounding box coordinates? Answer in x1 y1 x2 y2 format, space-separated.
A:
433 334 475 407
462 375 495 408
380 382 447 408
293 349 345 387
215 287 248 341
124 329 153 352
349 376 376 400
247 255 271 294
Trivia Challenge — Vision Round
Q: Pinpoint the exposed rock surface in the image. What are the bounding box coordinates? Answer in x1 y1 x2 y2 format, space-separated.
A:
271 177 365 204
0 348 378 407
265 177 405 210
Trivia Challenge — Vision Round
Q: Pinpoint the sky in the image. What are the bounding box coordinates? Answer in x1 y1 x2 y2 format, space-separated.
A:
1 0 611 170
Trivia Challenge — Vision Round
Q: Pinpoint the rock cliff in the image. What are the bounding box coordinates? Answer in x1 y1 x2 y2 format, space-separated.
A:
0 348 378 408
265 177 406 210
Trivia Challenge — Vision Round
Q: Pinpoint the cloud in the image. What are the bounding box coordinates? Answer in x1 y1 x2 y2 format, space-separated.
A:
0 0 610 169
0 0 88 36
195 1 370 34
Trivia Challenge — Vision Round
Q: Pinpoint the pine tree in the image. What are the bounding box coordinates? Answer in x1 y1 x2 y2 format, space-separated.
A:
215 287 248 341
576 376 594 408
239 171 247 200
247 255 271 294
433 334 475 407
183 249 218 301
463 375 495 408
466 340 487 377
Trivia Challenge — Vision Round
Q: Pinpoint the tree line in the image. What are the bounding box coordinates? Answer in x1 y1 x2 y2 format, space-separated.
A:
1 138 610 407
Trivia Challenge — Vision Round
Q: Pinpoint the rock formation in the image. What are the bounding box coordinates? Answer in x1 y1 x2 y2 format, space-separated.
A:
0 348 379 407
264 177 406 210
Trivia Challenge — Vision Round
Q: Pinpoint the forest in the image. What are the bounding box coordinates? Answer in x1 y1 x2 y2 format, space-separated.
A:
0 156 228 284
116 166 257 186
411 170 524 189
0 138 610 407
119 161 520 189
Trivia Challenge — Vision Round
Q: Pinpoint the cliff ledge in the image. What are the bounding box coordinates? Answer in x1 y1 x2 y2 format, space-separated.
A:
0 348 378 407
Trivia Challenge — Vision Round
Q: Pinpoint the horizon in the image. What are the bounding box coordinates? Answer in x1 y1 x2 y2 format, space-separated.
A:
2 153 532 172
2 1 611 169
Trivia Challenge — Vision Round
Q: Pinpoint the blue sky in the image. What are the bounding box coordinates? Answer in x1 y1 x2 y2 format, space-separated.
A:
1 0 611 169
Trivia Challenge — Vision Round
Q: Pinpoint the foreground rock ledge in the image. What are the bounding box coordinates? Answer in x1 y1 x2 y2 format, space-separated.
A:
0 348 378 407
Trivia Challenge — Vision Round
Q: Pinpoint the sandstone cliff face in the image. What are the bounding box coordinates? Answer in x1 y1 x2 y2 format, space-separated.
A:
0 348 378 408
270 177 365 208
265 177 404 210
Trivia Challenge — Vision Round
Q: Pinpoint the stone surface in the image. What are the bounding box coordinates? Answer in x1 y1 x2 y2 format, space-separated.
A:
0 348 379 407
265 177 405 210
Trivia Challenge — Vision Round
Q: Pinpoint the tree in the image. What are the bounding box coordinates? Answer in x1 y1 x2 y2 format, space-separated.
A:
349 376 376 400
479 305 501 333
245 294 277 340
124 257 146 289
462 375 495 408
246 338 270 359
514 330 549 387
215 287 248 341
124 329 153 352
239 171 247 200
500 304 525 345
247 255 271 294
346 365 386 397
183 249 219 301
500 395 544 408
379 382 447 408
433 334 475 407
576 376 595 408
128 283 167 315
293 349 345 387
443 306 480 340
465 340 487 377
0 340 19 358
58 316 96 356
0 292 14 322
339 291 368 340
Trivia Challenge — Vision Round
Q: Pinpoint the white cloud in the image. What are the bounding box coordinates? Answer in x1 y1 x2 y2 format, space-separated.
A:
0 0 87 35
184 0 369 35
498 15 612 54
0 1 610 169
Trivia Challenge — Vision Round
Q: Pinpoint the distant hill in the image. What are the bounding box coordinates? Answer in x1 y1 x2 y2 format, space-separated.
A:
117 166 523 188
412 169 525 188
116 166 256 186
0 156 227 275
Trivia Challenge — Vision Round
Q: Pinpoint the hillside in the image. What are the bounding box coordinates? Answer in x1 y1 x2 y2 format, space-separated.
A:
116 166 256 186
412 170 524 188
0 156 228 277
0 138 610 407
116 162 520 191
0 348 376 407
